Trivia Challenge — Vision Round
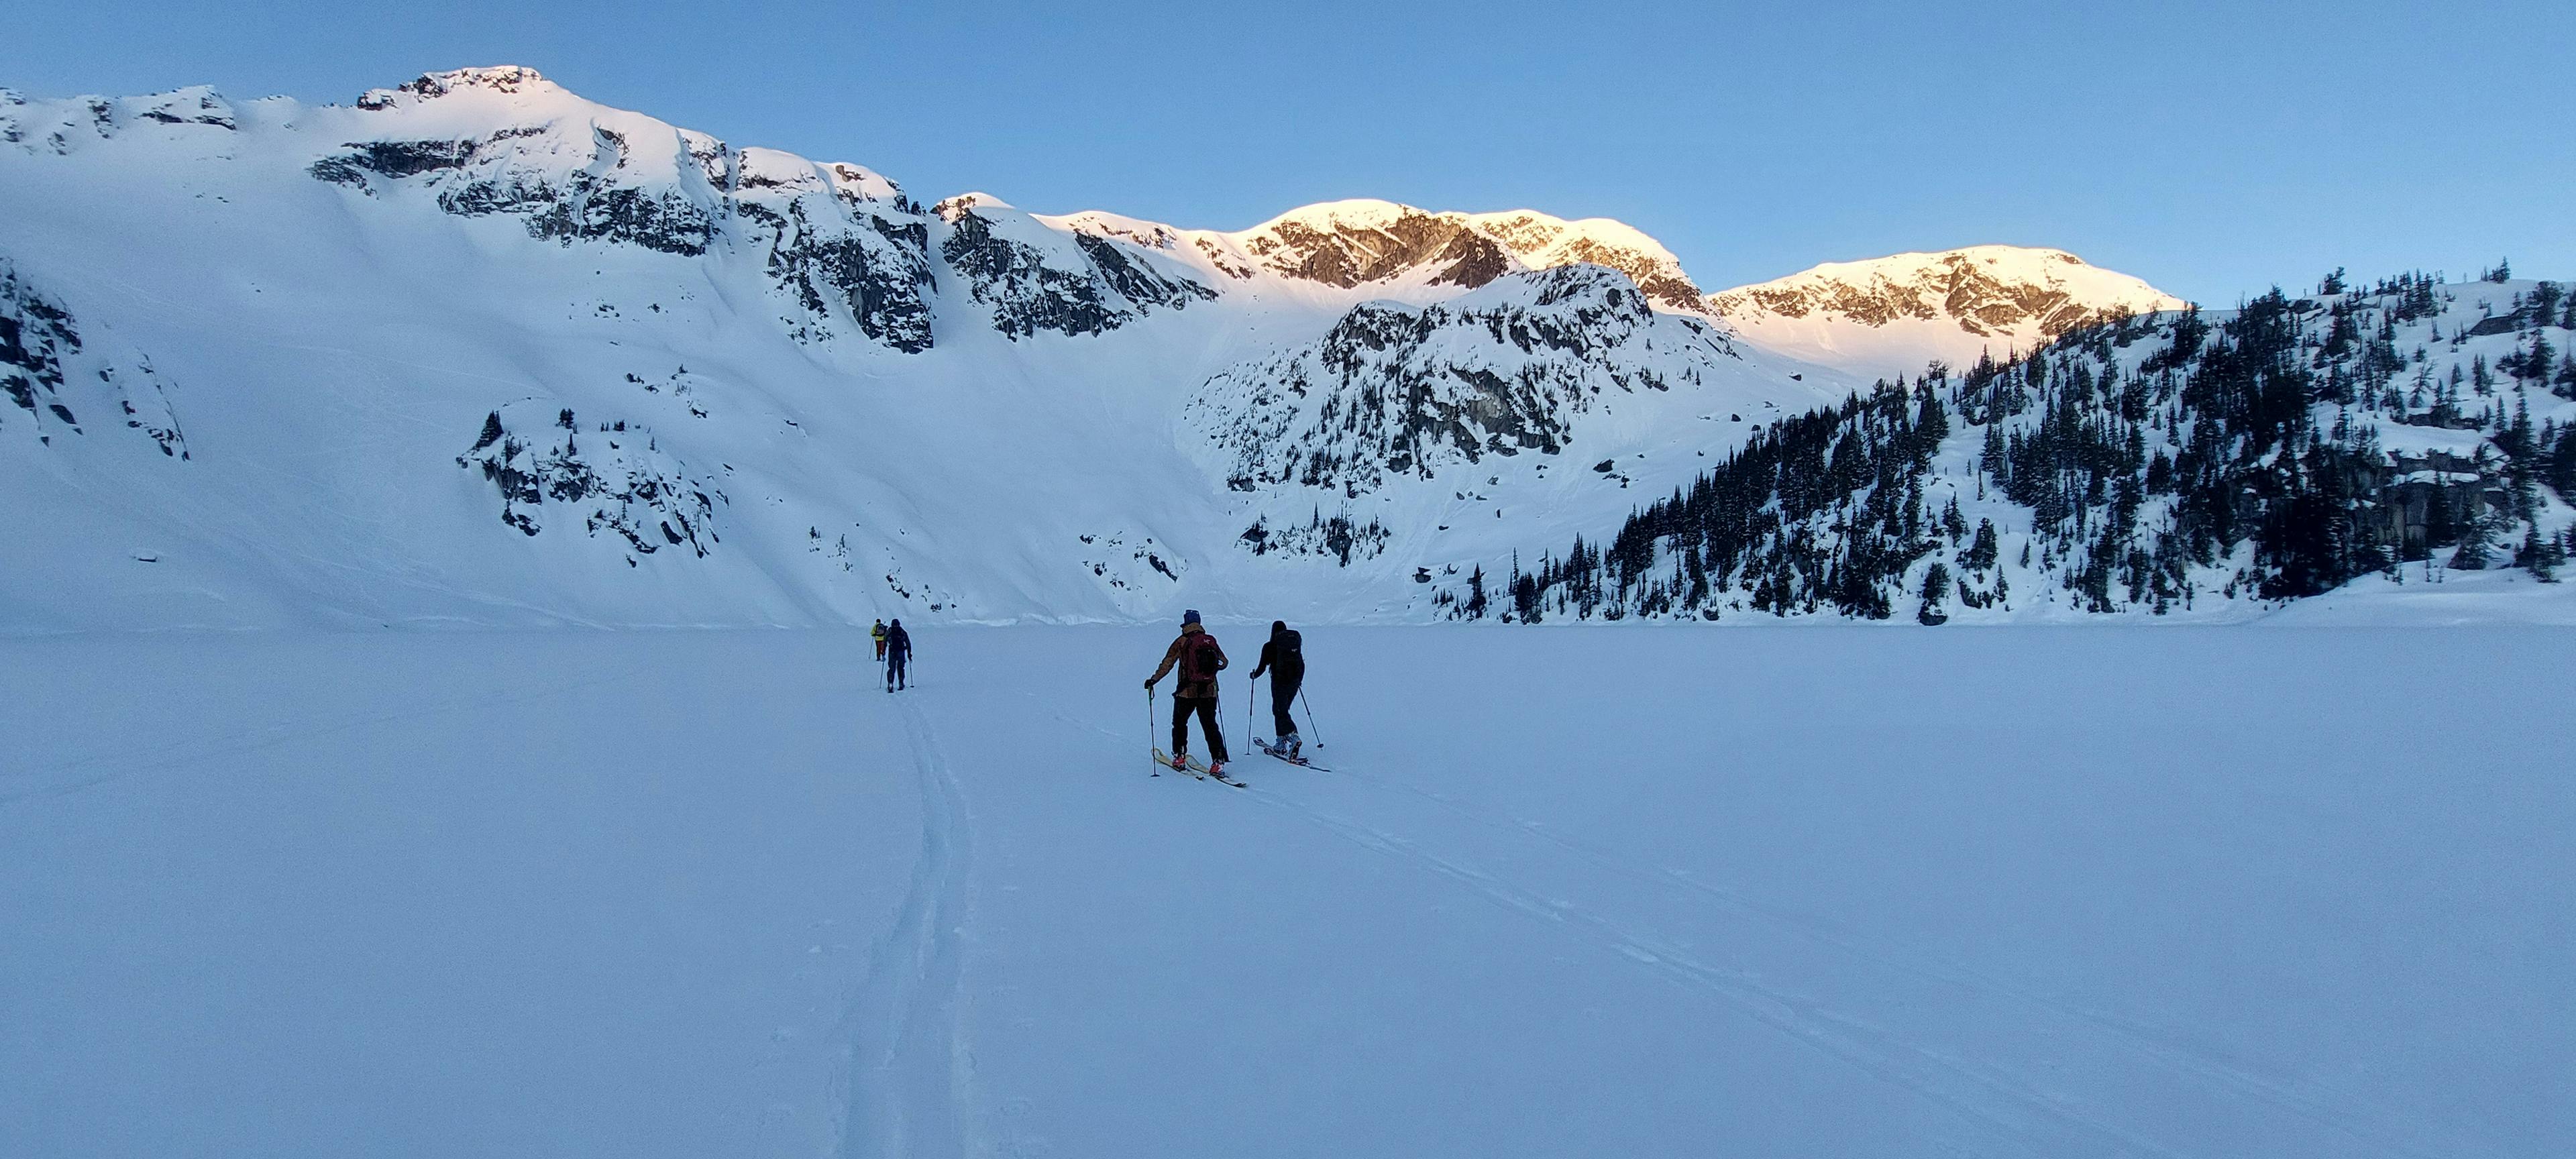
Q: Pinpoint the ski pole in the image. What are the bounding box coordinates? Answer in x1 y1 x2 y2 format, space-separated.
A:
1299 688 1325 749
1146 687 1157 772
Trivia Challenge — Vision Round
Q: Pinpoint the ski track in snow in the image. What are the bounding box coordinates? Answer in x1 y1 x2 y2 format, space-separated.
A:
1240 763 2453 1159
1352 765 2456 1159
826 694 981 1159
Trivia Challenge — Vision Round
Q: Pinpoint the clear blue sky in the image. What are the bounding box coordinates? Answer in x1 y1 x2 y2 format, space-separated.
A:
7 0 2567 301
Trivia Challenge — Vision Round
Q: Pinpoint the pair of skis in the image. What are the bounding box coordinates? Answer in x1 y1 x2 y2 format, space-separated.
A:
1152 748 1246 788
1146 742 1328 787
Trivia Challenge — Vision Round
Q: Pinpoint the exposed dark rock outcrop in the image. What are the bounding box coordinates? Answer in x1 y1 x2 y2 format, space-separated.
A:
456 403 718 559
3 261 189 457
1190 265 1727 496
935 197 1214 340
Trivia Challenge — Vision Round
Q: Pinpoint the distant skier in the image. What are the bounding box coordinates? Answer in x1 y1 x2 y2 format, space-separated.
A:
1248 619 1305 759
871 618 888 661
883 618 912 692
1144 610 1229 775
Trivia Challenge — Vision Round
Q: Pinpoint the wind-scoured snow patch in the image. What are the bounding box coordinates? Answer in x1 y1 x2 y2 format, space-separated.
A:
0 85 238 157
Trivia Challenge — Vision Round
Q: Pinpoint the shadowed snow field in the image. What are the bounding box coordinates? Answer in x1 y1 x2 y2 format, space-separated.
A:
3 626 2567 1158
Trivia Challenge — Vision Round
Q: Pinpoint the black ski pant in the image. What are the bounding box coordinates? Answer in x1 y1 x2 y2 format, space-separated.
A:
1171 694 1228 762
885 654 908 689
1269 675 1301 738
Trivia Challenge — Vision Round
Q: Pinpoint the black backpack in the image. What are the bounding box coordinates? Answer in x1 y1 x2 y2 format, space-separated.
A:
1180 631 1223 683
1275 630 1303 670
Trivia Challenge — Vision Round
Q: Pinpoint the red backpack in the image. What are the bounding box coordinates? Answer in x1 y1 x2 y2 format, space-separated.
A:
1179 631 1222 683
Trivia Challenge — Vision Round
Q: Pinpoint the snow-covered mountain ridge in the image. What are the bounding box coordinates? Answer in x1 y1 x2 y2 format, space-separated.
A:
21 66 2540 631
1708 246 2187 378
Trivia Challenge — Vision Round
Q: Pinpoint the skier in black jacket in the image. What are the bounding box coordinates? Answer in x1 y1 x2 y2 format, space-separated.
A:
883 618 912 692
1247 620 1305 758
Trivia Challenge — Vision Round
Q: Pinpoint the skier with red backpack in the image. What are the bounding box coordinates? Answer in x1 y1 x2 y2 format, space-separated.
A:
1144 610 1230 775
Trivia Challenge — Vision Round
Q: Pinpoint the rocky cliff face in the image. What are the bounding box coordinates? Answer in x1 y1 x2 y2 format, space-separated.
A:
934 195 1215 340
729 149 936 351
308 68 946 353
455 401 717 560
1187 265 1734 496
1 260 188 458
1711 246 2185 341
1225 200 1708 311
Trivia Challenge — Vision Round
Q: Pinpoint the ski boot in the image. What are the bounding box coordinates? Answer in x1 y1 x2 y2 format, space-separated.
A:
1169 751 1189 773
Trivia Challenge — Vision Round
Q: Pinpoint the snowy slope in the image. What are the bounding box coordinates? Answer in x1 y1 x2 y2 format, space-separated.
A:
1 67 2202 631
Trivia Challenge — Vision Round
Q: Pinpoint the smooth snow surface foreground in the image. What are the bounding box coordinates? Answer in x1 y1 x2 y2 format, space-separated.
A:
5 628 2567 1158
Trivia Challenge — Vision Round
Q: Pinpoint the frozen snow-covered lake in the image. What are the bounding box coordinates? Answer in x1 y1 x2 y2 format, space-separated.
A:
4 626 2568 1158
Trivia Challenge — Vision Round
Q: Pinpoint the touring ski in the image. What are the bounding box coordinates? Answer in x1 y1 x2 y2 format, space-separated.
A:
1187 755 1248 788
1254 740 1329 771
1154 748 1223 782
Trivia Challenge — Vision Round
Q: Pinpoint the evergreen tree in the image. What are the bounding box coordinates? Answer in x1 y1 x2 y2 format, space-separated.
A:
1916 562 1951 625
2449 508 2494 569
1962 519 2000 570
2547 423 2576 498
2514 529 2561 582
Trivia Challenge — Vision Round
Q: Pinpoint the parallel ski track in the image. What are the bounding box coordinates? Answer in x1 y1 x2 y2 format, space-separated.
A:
1047 692 2451 1156
826 696 979 1159
1244 765 2456 1159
